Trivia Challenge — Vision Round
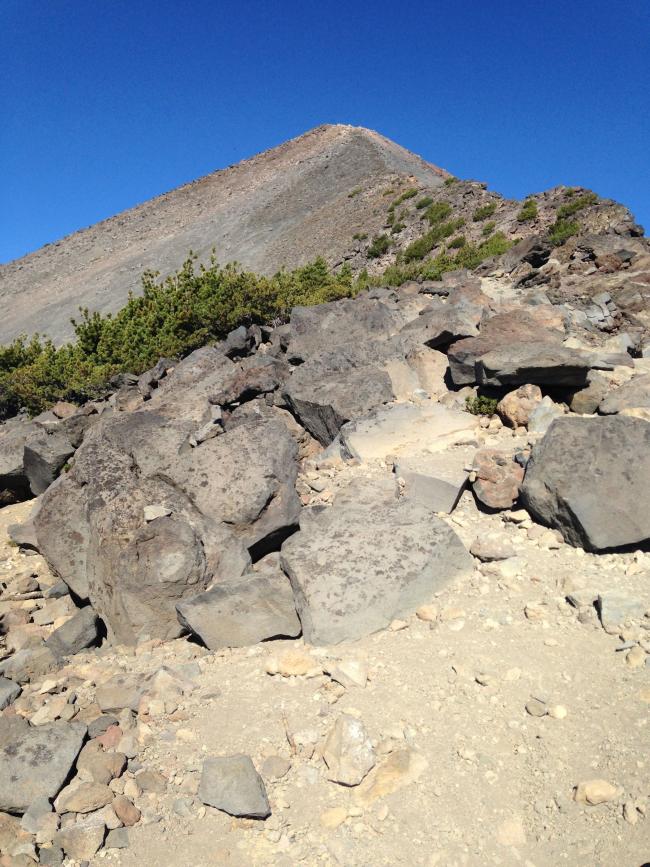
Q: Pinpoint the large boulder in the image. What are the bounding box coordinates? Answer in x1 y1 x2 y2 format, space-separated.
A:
475 342 595 388
34 410 300 644
286 294 404 364
280 478 473 644
521 416 650 550
447 308 566 386
0 717 87 813
282 349 394 445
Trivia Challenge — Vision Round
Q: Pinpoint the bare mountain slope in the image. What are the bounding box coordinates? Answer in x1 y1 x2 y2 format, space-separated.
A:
0 124 448 343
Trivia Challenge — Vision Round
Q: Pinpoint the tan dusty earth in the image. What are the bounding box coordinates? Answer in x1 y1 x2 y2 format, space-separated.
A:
2 432 648 867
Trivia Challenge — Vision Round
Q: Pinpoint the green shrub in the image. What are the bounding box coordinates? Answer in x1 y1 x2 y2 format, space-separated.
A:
549 218 580 246
391 187 418 207
352 232 368 241
416 196 433 210
556 192 597 219
0 256 356 419
367 234 391 258
383 188 395 196
448 235 466 249
424 201 453 225
517 198 538 222
465 395 498 416
347 187 362 199
403 218 464 261
391 222 405 235
472 202 497 222
482 221 496 237
444 176 457 186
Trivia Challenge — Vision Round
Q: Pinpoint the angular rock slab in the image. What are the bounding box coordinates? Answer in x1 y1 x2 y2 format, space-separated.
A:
340 401 477 463
199 755 270 818
177 572 301 649
521 416 650 550
394 449 473 513
0 717 86 813
280 479 473 644
475 342 594 388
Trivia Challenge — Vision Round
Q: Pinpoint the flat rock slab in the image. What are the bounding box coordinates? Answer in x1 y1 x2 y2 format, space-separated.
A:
198 755 270 818
0 717 87 813
475 342 593 387
176 572 301 649
394 449 473 513
341 401 477 463
521 415 650 551
280 478 473 644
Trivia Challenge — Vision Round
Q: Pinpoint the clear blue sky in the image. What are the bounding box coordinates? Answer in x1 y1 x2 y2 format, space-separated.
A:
1 0 648 264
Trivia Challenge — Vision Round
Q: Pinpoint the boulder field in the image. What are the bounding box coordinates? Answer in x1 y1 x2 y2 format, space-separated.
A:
1 225 650 864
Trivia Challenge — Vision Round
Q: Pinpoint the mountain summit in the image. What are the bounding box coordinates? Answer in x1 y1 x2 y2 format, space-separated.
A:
0 125 448 343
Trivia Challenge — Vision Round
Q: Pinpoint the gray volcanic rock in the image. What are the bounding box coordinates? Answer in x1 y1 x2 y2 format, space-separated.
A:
45 607 100 659
521 415 650 550
199 755 270 819
34 409 300 644
0 418 40 504
447 307 566 386
287 294 404 364
0 717 87 813
23 430 75 496
283 356 394 446
0 125 447 345
280 478 473 644
0 676 21 710
475 342 593 387
177 571 301 649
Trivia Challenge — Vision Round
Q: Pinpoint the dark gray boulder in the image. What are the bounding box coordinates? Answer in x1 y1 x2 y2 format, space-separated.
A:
45 607 100 659
0 717 87 813
280 478 473 644
198 755 270 819
475 342 593 387
448 307 566 386
177 570 300 650
0 417 40 503
283 354 394 445
0 676 21 710
286 294 404 364
521 415 650 550
23 430 75 496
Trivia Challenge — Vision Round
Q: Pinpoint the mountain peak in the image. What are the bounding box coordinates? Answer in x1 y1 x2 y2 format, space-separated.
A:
0 125 448 343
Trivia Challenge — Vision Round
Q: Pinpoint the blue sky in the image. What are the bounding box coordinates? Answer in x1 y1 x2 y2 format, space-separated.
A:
1 0 648 263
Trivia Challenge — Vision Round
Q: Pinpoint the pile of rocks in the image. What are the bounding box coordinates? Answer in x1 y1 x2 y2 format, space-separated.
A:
1 217 650 863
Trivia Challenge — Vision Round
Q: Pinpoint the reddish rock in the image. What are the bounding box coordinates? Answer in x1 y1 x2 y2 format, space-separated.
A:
472 450 524 510
95 724 123 750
